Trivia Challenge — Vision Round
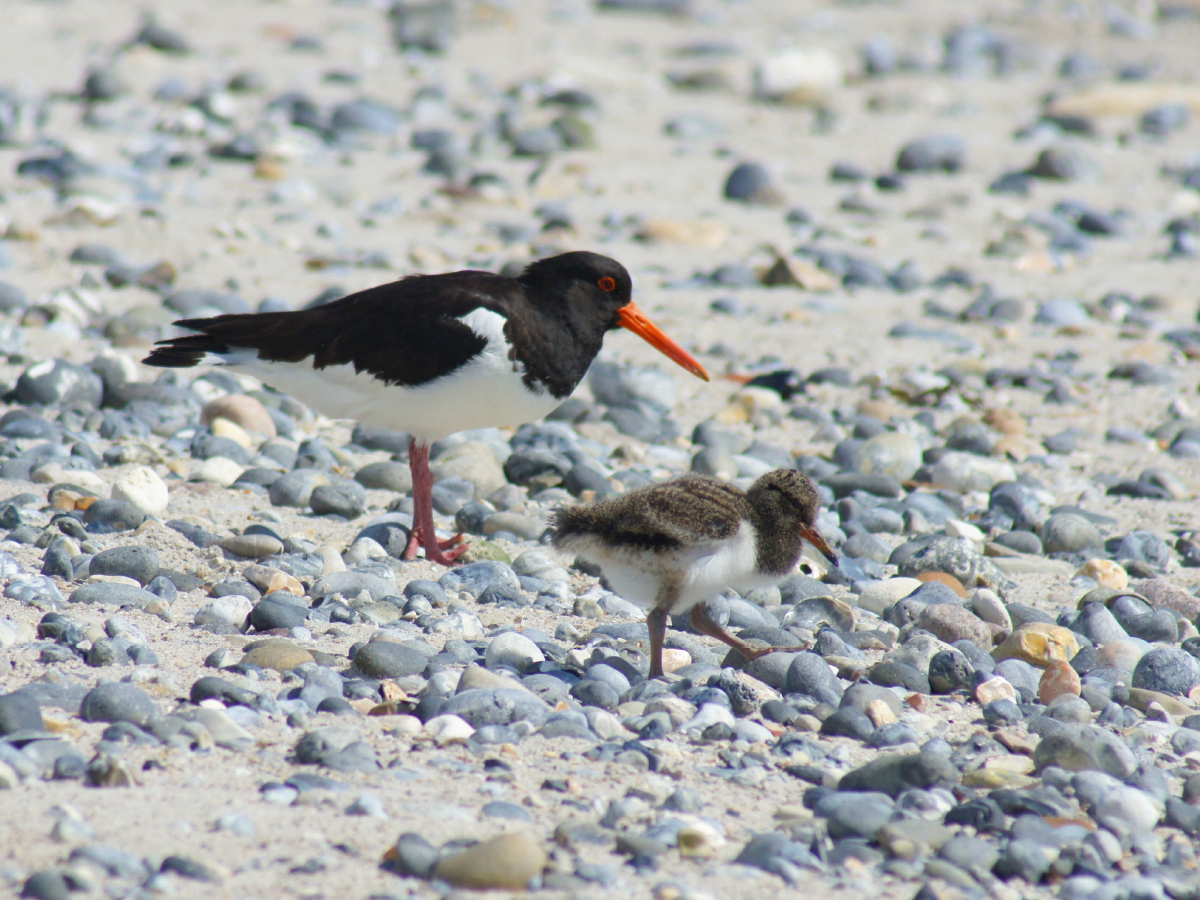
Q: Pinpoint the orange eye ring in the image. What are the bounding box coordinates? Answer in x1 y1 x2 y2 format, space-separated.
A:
597 277 617 292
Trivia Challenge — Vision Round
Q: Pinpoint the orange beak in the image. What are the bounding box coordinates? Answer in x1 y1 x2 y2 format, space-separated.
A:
801 524 840 567
616 303 710 382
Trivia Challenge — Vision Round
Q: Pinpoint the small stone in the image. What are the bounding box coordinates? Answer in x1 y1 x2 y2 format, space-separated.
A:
191 457 245 487
269 470 331 508
424 714 475 745
896 134 965 173
918 605 993 650
1039 661 1082 704
79 682 158 729
0 691 44 735
975 676 1017 706
1132 647 1200 696
723 162 782 205
194 595 253 628
355 461 413 493
485 632 545 670
1080 561 1123 595
354 641 428 678
858 578 923 615
1031 724 1137 778
201 395 276 437
88 546 159 586
433 833 547 890
753 48 842 105
241 640 314 671
111 467 169 516
1041 514 1103 554
220 534 284 559
993 623 1080 668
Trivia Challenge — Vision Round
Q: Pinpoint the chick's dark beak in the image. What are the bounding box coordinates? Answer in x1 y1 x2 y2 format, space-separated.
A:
800 524 840 567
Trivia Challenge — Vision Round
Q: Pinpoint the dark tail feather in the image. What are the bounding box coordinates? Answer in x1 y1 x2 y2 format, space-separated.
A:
143 332 231 368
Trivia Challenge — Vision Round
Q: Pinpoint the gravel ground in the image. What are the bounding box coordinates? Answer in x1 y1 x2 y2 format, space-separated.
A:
2 1 1200 899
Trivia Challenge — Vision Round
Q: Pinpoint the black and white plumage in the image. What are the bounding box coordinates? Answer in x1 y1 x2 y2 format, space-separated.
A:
552 469 838 676
144 251 710 565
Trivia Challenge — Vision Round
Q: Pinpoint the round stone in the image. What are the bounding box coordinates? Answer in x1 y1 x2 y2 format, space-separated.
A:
355 461 413 493
858 578 923 615
485 632 545 671
433 833 547 890
917 604 993 650
79 682 158 729
847 432 923 481
1041 514 1104 554
1132 647 1200 696
1039 661 1082 704
269 470 331 508
1076 559 1129 590
191 457 245 487
201 395 277 437
88 546 159 586
353 641 428 678
111 467 169 516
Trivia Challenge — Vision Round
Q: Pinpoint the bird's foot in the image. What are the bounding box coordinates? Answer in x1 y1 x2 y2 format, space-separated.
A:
735 644 779 663
403 527 470 565
437 532 466 551
424 542 470 566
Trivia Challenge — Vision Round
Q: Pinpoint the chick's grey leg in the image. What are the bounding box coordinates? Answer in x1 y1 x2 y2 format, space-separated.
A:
646 606 668 678
690 602 778 662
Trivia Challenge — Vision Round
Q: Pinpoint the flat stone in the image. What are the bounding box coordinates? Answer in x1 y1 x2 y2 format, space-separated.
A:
80 682 158 729
1031 724 1137 778
993 623 1080 668
89 546 159 586
220 534 284 559
241 640 314 671
837 751 961 797
434 833 547 890
858 578 923 615
918 604 993 650
354 641 428 678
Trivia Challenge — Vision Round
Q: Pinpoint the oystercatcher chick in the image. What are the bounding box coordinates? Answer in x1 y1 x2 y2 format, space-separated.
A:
144 251 709 565
552 469 838 676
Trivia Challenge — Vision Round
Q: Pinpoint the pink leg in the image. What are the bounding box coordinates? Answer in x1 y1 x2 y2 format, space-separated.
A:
407 438 468 566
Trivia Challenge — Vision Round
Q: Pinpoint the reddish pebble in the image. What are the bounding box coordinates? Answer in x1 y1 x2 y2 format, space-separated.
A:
917 571 967 597
1038 660 1081 704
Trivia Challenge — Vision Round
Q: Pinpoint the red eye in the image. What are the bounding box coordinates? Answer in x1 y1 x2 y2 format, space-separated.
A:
598 277 616 292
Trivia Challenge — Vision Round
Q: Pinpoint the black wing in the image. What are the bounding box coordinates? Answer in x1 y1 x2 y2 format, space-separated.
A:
143 270 518 388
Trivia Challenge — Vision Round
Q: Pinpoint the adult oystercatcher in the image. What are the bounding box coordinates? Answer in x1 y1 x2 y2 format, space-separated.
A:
143 251 709 564
551 469 838 676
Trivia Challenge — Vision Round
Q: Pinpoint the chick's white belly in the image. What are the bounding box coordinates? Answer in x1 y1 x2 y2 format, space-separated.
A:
565 523 773 613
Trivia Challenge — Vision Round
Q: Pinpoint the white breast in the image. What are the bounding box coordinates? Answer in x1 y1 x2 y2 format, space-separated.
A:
560 522 777 614
220 309 563 443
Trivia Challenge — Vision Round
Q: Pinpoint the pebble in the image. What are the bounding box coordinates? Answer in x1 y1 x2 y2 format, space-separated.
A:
994 622 1081 667
353 641 428 678
433 833 547 890
79 682 158 729
0 4 1195 896
1039 660 1082 703
1132 647 1200 695
240 641 314 671
110 467 169 516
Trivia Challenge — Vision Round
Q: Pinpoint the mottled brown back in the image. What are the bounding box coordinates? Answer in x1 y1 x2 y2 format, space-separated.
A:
551 474 751 553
